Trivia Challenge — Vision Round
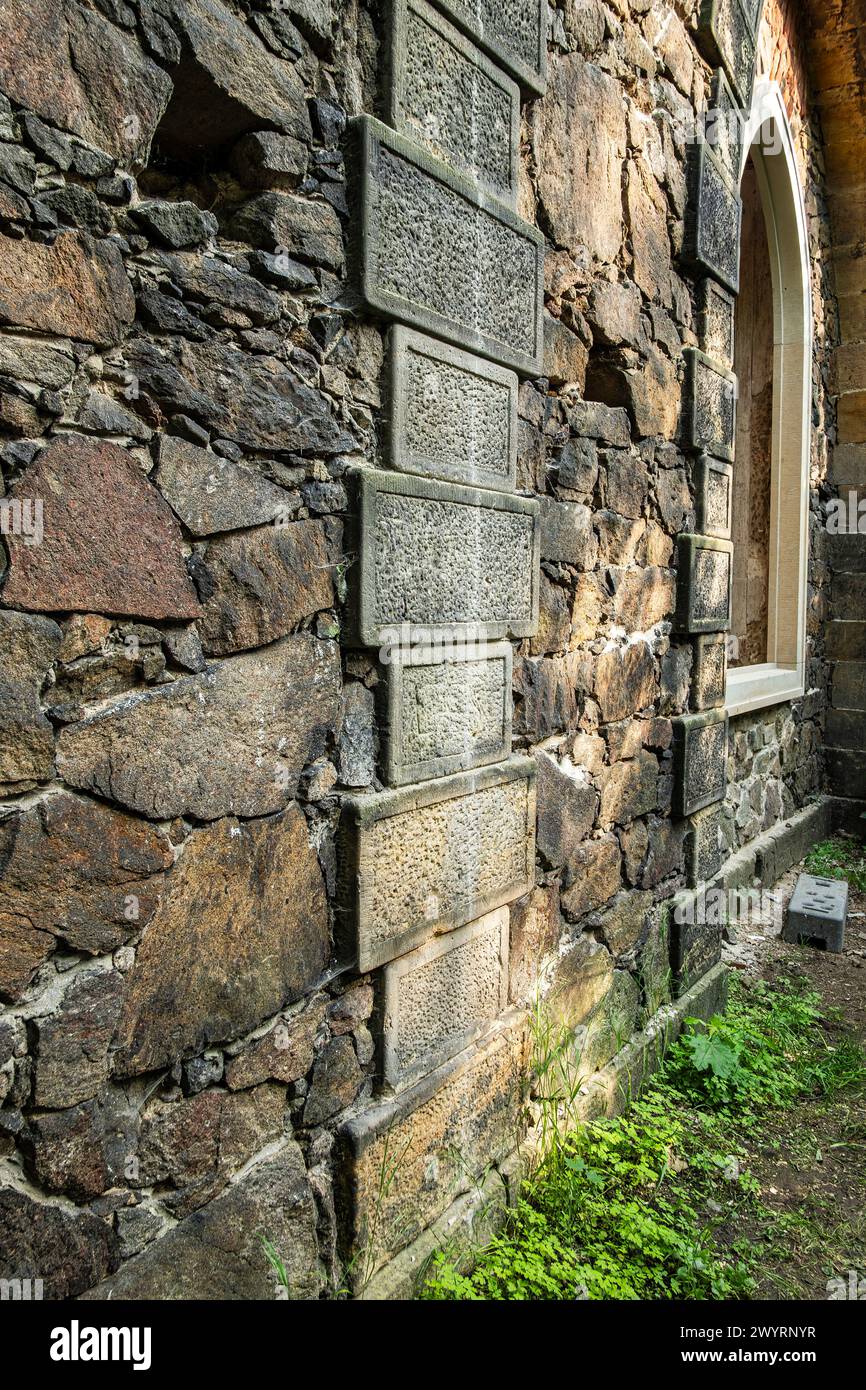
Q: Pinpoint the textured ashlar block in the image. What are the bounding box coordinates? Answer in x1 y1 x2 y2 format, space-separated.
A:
388 326 518 491
696 276 736 368
694 454 733 539
338 1015 527 1286
696 0 758 105
380 641 512 786
686 803 725 887
358 116 544 375
692 632 727 710
669 892 723 993
684 348 737 462
339 757 536 970
671 708 729 817
783 873 847 953
674 534 733 633
351 467 539 647
381 907 509 1089
704 67 744 192
389 0 520 203
685 142 742 295
427 0 547 94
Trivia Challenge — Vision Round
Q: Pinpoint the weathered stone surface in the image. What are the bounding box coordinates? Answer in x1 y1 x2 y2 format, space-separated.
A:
684 348 736 461
1 436 201 620
381 644 512 785
539 496 596 566
359 118 543 374
123 336 354 455
303 1035 364 1125
594 888 653 958
338 681 376 788
428 0 546 92
0 793 172 1001
57 634 341 820
513 650 592 740
138 1084 286 1216
559 835 622 920
155 436 292 535
225 997 328 1091
641 812 686 888
230 192 343 270
0 334 76 387
195 520 334 655
339 1019 526 1285
532 55 625 266
157 0 311 157
130 200 217 249
626 157 671 306
705 67 743 195
115 807 329 1075
389 326 517 491
535 751 598 869
23 1099 109 1202
696 0 757 105
696 274 735 367
692 633 726 710
610 565 676 630
32 968 123 1108
672 709 728 817
0 231 134 345
598 751 658 827
674 534 732 633
382 908 508 1089
341 759 536 970
685 144 742 295
686 803 724 886
0 1187 118 1300
587 278 642 347
230 130 308 189
0 0 172 164
543 313 589 389
694 454 733 538
0 610 60 797
549 934 614 1030
594 641 657 723
669 894 723 993
508 884 560 1002
84 1143 322 1300
354 469 539 645
389 0 519 200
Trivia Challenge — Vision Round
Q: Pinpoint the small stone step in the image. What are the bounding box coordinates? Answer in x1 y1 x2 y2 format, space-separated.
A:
782 873 848 953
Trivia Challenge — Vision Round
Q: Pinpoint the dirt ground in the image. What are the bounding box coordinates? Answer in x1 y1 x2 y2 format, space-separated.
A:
721 861 866 1299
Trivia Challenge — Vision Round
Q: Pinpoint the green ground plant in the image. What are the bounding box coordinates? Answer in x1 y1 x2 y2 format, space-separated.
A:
421 975 866 1301
805 833 866 892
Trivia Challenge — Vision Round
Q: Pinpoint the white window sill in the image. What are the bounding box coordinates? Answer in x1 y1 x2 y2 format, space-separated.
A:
724 663 804 717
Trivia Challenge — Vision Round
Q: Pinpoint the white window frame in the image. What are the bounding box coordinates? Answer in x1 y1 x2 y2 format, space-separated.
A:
725 79 813 718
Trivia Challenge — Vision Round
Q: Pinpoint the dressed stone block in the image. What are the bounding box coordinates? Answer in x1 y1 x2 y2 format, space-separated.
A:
388 326 518 491
684 348 737 462
350 468 539 647
358 116 544 375
672 708 729 817
339 757 536 970
389 0 520 203
675 534 733 633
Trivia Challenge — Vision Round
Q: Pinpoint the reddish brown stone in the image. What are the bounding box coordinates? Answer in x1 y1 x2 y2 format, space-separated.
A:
225 997 328 1090
197 520 335 655
0 792 173 1000
560 836 622 920
594 641 657 723
0 0 172 164
2 436 200 621
114 806 329 1076
0 232 134 345
32 968 123 1108
0 1188 119 1299
0 609 60 797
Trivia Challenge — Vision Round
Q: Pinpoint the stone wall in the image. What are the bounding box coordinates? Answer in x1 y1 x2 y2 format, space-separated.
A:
0 0 843 1300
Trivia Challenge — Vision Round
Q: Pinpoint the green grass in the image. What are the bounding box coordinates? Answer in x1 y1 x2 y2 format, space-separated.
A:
805 833 866 892
420 976 866 1301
